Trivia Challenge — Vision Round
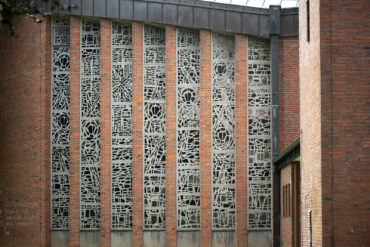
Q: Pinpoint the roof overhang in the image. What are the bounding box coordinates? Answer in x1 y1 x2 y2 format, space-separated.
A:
42 0 298 38
274 137 300 170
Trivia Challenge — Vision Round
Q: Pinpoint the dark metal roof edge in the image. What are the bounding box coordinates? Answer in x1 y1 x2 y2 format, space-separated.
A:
273 137 300 170
281 7 299 15
45 1 298 38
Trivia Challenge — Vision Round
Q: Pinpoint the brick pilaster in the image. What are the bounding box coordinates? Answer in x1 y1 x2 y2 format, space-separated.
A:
40 16 51 247
235 34 248 247
100 18 112 247
200 29 212 247
165 25 177 247
132 21 144 247
69 16 81 247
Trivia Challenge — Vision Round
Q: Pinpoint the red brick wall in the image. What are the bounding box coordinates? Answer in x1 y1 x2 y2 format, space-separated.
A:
0 15 51 247
278 37 300 152
69 15 81 247
165 25 177 246
100 18 112 246
199 29 212 247
0 14 318 247
300 0 370 246
280 162 300 247
299 0 323 245
319 1 370 246
235 34 248 247
131 21 144 247
281 165 293 247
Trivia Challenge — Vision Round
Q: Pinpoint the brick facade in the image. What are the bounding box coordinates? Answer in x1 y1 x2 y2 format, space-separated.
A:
300 0 370 246
0 15 51 247
1 2 369 245
277 36 300 247
278 37 300 152
319 1 370 246
280 162 300 247
281 165 293 247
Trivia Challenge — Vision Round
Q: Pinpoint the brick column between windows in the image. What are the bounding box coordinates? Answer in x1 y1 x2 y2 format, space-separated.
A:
40 16 51 247
100 18 112 247
200 29 212 247
165 25 177 247
69 16 81 247
132 21 144 247
235 34 248 247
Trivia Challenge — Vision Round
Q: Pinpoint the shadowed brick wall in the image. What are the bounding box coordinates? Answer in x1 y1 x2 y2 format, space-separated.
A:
300 0 370 246
281 165 293 247
0 15 51 247
319 1 370 246
278 36 300 247
278 37 300 152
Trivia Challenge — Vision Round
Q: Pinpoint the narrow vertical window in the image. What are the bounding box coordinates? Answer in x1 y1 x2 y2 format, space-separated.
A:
143 24 166 229
308 209 312 247
80 19 101 229
283 186 286 217
211 33 236 229
51 17 70 229
306 0 310 42
287 184 290 217
111 21 132 229
176 28 201 229
247 37 272 229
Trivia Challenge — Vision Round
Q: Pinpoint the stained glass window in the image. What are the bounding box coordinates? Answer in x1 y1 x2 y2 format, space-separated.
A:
176 28 201 229
247 37 272 230
111 21 133 230
80 19 101 230
143 24 166 229
211 33 236 229
51 17 70 230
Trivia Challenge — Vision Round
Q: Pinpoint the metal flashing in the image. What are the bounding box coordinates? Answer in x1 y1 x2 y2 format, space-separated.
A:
46 0 298 38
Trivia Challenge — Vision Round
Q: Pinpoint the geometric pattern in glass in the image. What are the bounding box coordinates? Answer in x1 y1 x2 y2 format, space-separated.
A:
211 33 236 229
247 37 272 230
111 21 133 229
51 17 70 230
176 28 201 229
143 24 166 229
80 19 101 230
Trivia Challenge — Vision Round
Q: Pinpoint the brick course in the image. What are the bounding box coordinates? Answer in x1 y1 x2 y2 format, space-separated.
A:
235 34 248 247
131 21 144 247
165 25 177 246
69 15 81 247
199 29 212 247
100 18 112 246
